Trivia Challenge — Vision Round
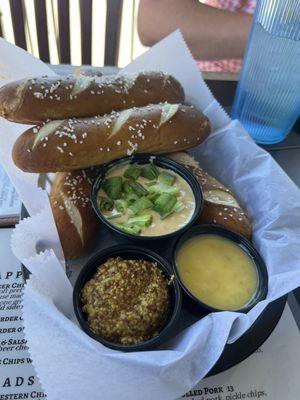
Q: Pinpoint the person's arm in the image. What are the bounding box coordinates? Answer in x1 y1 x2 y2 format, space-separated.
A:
138 0 252 60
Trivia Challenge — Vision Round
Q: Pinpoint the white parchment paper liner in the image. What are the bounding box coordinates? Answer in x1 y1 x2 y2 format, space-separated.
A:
0 31 299 399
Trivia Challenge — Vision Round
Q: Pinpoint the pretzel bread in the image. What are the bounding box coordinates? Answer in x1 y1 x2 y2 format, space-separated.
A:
13 103 211 173
169 152 252 239
0 71 184 124
50 168 100 260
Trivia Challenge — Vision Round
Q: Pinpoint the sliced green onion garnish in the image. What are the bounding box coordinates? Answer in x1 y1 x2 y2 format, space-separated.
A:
97 195 114 212
145 181 157 187
158 171 176 186
141 164 159 180
115 223 141 235
161 201 185 220
128 214 153 227
174 201 185 213
124 193 139 205
153 193 177 217
114 199 127 213
124 166 142 180
103 176 122 200
123 180 149 197
107 213 123 220
129 196 153 214
147 192 160 202
148 183 179 196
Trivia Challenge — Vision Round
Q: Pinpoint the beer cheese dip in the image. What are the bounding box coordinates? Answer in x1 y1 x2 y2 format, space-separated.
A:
97 162 195 236
176 234 259 311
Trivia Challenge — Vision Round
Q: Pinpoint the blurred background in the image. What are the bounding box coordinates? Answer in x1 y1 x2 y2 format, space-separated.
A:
0 0 147 67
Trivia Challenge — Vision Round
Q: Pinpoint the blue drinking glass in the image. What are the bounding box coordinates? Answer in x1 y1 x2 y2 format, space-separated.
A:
232 0 300 144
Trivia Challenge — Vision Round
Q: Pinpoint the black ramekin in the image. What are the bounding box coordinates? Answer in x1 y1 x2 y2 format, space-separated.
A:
172 224 268 314
91 154 203 241
73 245 182 352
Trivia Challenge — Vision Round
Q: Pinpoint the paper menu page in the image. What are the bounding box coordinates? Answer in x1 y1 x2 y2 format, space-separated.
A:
0 228 45 399
181 304 299 400
0 164 21 218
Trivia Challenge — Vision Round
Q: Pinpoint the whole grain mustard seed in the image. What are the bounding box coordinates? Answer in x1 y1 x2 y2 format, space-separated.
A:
81 257 170 346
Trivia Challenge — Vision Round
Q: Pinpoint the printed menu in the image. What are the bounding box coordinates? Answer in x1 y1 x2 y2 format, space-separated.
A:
0 227 299 400
0 228 45 399
182 300 300 400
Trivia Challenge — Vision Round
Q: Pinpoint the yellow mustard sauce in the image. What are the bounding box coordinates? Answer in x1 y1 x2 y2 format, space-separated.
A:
99 163 195 236
176 235 259 311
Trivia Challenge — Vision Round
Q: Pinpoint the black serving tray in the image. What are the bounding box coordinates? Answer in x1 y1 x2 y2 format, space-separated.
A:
21 205 286 377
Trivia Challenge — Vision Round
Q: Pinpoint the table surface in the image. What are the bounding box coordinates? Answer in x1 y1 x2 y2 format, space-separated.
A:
4 64 300 326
